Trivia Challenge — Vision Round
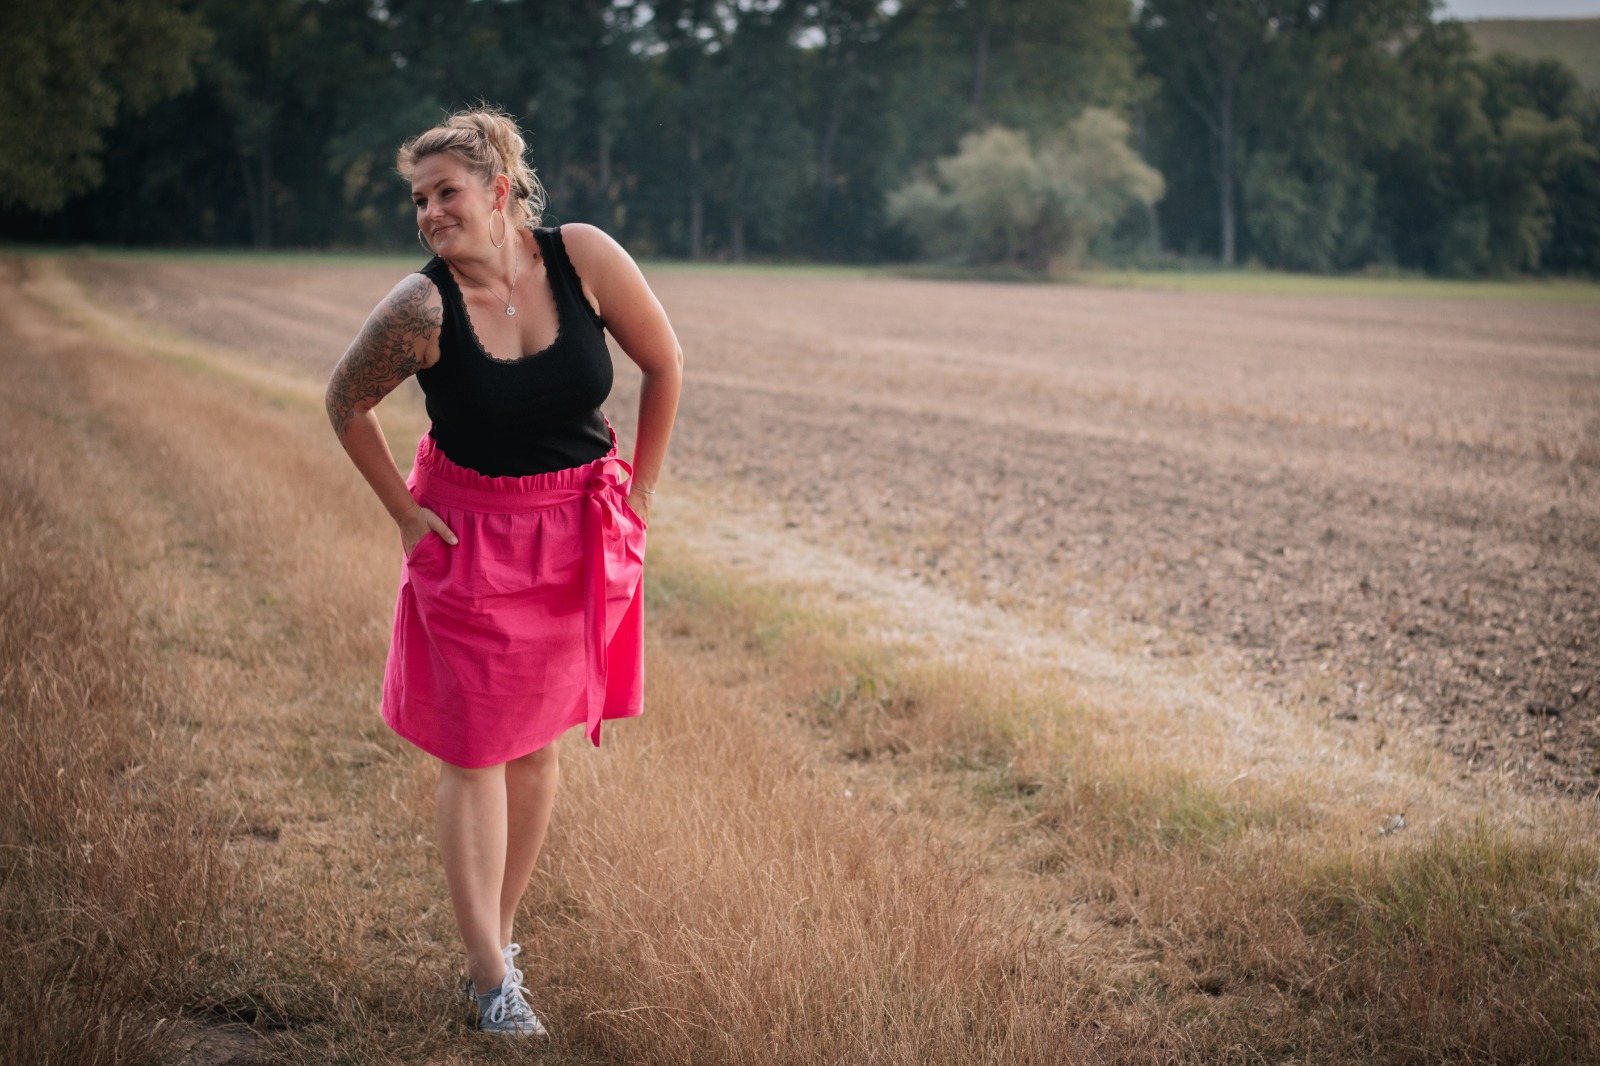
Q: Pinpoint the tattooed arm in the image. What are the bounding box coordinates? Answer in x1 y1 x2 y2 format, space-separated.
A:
326 274 457 551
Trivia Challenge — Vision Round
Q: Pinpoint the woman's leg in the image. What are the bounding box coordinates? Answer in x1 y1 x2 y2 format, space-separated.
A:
436 761 510 994
499 741 560 946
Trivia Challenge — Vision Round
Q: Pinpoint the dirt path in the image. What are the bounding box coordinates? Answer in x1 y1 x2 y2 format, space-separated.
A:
71 257 1600 794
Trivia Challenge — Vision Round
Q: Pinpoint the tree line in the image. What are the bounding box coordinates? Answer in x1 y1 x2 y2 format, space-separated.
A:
2 0 1596 277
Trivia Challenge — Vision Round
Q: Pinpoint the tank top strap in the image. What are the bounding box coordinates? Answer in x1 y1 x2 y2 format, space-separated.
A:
535 226 606 331
417 256 471 359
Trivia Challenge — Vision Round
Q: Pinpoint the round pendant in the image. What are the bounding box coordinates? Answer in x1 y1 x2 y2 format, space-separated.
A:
505 306 516 316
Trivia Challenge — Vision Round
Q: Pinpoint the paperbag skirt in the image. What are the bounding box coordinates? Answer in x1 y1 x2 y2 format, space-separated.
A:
380 433 647 767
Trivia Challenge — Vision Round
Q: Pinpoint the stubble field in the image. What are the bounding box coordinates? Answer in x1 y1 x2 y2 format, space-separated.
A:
4 251 1598 1065
75 254 1600 792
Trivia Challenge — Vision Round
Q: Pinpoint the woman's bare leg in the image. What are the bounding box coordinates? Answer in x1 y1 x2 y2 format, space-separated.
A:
436 761 510 994
499 741 560 946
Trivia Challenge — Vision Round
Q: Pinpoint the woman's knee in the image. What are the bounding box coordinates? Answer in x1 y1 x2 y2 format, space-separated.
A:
507 741 559 777
437 760 505 789
514 740 559 768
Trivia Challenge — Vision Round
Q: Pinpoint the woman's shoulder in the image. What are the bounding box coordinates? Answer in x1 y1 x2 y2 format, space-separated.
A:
387 264 445 306
548 222 604 244
547 222 625 258
361 269 446 341
551 224 636 286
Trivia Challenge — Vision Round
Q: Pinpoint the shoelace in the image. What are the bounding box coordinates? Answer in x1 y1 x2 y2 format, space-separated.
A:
501 942 524 987
465 943 525 1001
485 968 540 1029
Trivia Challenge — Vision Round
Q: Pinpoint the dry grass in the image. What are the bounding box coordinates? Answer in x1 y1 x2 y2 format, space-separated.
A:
623 545 1600 1063
0 477 227 1064
0 271 244 1062
3 253 1598 1064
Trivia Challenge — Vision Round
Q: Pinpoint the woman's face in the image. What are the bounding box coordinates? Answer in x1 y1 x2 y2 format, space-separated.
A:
412 154 500 257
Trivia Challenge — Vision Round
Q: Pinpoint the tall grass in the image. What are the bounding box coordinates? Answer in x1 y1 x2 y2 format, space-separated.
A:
529 563 1097 1065
0 294 241 1063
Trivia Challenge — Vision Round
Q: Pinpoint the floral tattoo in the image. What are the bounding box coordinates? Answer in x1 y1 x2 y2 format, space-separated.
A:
325 274 441 436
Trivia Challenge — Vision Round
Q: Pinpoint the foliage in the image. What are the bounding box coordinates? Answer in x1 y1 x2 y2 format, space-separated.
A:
0 0 209 212
0 0 1597 277
1136 1 1600 277
1137 0 1436 270
888 111 1163 270
1378 31 1599 276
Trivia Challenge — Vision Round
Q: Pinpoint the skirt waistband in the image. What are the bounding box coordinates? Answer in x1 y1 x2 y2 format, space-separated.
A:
411 434 633 515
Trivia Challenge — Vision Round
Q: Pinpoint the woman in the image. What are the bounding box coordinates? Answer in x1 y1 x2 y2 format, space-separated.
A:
324 107 682 1038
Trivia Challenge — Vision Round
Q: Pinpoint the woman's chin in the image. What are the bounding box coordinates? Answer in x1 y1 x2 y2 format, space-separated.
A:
430 227 468 255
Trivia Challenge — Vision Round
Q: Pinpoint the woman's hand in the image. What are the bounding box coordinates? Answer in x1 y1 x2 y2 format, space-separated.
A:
626 486 653 527
400 505 458 556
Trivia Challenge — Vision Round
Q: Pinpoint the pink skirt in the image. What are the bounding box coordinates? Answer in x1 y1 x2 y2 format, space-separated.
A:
381 433 647 767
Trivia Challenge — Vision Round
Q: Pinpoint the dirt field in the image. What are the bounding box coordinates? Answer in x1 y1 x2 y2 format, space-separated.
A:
72 257 1600 794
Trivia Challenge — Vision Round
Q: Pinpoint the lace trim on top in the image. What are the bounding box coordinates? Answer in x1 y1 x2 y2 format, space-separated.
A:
437 231 564 365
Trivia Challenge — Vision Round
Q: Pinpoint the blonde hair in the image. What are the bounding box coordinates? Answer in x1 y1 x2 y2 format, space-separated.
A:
396 107 546 230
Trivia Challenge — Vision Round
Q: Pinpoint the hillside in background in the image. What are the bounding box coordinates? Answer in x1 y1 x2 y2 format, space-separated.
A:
1467 17 1600 88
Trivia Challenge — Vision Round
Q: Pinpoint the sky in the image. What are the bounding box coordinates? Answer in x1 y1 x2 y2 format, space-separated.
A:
1435 0 1600 17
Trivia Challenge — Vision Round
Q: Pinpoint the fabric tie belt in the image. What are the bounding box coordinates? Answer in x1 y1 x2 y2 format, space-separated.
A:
411 455 636 746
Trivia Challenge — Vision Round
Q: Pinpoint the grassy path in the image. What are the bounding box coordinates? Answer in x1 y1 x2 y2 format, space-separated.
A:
3 255 1597 1064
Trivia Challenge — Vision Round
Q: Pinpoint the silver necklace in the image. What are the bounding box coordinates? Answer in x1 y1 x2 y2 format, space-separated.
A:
461 243 520 316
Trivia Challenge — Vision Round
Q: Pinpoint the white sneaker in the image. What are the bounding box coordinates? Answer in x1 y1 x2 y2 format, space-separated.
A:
474 967 548 1038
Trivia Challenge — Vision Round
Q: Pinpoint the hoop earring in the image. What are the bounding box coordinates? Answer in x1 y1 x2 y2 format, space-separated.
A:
490 208 507 249
418 229 435 255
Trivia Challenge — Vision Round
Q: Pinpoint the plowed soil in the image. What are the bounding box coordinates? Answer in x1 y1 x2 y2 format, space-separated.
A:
71 257 1600 794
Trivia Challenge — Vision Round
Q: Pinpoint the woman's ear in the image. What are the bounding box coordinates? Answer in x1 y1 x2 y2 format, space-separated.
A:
494 173 512 211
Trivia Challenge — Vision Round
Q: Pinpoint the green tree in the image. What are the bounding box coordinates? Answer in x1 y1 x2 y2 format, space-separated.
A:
1478 54 1597 272
1137 0 1434 269
315 0 435 248
1134 0 1267 265
705 7 813 260
971 0 1140 130
1041 108 1166 261
1238 0 1432 271
1542 89 1600 276
201 0 347 248
0 0 209 212
1378 29 1597 275
644 0 730 259
883 0 1138 161
794 0 917 257
889 110 1162 270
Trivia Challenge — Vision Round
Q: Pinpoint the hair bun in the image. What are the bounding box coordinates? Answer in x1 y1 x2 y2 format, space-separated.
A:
397 106 547 230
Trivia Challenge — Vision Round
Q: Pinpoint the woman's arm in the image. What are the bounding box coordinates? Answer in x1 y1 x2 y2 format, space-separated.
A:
325 274 457 550
562 223 684 524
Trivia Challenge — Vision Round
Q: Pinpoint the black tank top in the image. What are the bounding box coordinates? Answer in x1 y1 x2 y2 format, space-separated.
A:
415 226 613 477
